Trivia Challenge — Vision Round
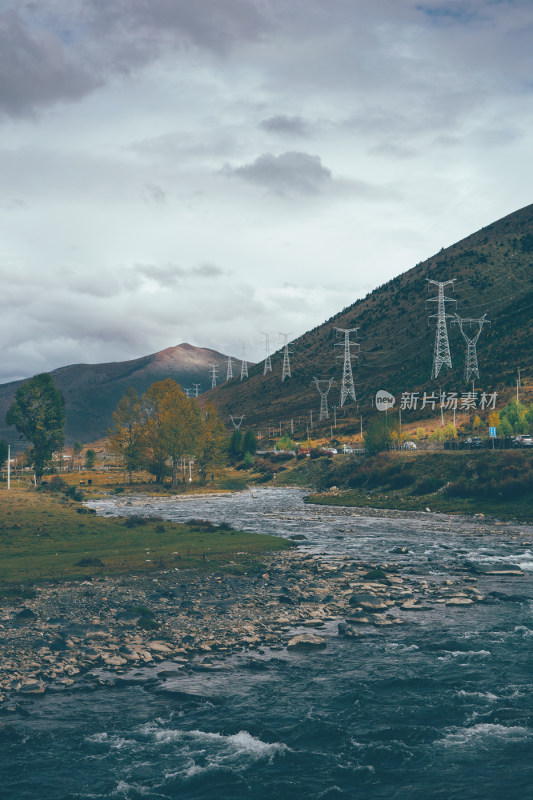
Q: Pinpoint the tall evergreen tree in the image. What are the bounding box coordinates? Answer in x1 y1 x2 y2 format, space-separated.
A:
5 373 65 483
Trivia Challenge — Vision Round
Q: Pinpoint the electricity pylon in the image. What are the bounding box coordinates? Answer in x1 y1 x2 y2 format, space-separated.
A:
240 343 248 380
229 414 245 430
334 327 359 406
226 354 234 381
453 313 490 382
313 377 335 421
427 279 456 379
279 333 292 381
193 383 201 398
184 388 191 398
209 364 218 389
261 332 272 375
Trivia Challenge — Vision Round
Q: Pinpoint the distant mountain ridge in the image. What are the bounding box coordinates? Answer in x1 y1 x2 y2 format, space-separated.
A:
0 343 229 448
204 203 533 430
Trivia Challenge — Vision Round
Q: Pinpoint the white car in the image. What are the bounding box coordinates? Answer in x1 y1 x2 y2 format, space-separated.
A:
403 441 417 450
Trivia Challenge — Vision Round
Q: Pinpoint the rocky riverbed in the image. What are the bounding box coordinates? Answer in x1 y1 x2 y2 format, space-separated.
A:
0 547 502 706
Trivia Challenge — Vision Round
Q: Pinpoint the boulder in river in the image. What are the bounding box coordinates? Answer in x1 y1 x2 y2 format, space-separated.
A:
287 634 326 651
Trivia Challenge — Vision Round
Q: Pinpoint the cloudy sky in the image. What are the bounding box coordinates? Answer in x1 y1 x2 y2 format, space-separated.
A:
1 0 532 382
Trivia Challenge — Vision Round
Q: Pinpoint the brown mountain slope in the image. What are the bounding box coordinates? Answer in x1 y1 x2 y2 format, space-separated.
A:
204 203 533 432
0 343 228 448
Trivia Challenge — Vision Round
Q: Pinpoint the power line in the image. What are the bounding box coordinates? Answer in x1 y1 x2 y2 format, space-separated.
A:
261 332 272 375
209 363 218 389
226 354 234 382
334 327 359 406
240 343 248 381
313 377 335 421
279 333 292 381
427 278 456 379
452 313 490 382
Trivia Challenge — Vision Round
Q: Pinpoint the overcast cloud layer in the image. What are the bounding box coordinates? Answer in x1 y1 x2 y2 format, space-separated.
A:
1 0 532 382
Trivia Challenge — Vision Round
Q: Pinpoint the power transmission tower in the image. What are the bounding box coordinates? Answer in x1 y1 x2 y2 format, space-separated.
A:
261 332 272 375
184 388 191 398
453 313 490 382
226 354 234 381
279 333 292 381
193 383 201 398
240 343 248 380
334 327 359 406
313 377 335 421
427 279 456 379
209 364 218 389
229 414 245 430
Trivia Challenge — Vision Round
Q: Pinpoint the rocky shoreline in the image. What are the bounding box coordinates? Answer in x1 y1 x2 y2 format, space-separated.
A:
1 544 514 709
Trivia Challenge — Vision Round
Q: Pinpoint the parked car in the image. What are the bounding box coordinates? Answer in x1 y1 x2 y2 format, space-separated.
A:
463 437 483 449
343 445 354 454
403 441 417 450
513 434 533 447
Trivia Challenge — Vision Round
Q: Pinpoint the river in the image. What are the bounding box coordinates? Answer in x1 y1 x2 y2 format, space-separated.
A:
2 489 532 799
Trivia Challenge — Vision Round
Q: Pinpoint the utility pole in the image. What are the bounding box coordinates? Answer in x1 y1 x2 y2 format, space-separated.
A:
279 333 292 381
290 418 294 435
226 354 234 382
7 444 10 491
333 406 337 429
310 409 313 428
335 327 359 406
517 367 522 403
193 383 201 398
427 279 456 379
313 377 334 421
261 332 272 375
453 313 490 382
209 364 218 389
240 343 248 380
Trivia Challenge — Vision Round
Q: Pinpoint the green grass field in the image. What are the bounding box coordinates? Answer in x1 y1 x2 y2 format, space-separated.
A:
0 486 290 586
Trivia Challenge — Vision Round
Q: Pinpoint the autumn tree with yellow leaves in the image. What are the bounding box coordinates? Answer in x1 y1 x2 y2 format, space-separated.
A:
109 379 226 488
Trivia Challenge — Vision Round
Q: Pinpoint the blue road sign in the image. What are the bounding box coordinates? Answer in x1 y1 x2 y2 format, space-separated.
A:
489 427 496 437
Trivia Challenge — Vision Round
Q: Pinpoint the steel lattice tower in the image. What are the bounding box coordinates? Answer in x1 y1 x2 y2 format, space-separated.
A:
229 414 245 430
427 279 456 379
226 355 234 382
240 343 248 380
261 332 272 375
313 377 334 421
209 364 218 389
280 333 292 381
334 327 359 406
453 313 490 382
193 383 201 398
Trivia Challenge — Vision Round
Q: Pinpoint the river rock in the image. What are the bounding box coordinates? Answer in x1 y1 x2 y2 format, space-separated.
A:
337 622 360 639
349 593 388 611
287 634 326 651
445 597 474 606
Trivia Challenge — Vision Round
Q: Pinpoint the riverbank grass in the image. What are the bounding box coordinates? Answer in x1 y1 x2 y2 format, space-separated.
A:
301 451 533 522
0 486 290 585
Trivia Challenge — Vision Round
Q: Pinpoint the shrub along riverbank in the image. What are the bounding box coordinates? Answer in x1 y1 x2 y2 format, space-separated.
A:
0 485 291 586
279 451 533 522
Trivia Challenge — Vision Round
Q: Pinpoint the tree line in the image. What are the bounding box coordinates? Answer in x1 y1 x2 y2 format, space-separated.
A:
2 373 227 487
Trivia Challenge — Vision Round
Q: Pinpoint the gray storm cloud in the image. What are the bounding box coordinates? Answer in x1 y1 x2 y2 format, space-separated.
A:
223 152 332 195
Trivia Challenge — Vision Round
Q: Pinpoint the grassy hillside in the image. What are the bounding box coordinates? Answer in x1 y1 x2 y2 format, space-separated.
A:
205 203 533 435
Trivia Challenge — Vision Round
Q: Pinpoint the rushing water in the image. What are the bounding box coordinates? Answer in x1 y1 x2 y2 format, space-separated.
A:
2 489 533 799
